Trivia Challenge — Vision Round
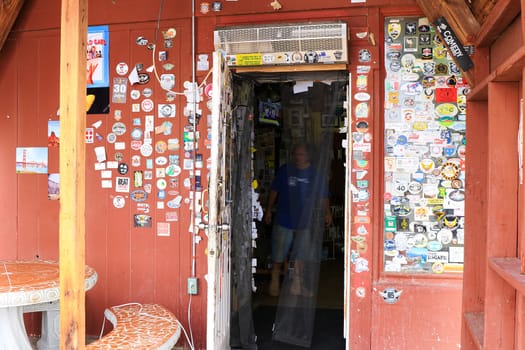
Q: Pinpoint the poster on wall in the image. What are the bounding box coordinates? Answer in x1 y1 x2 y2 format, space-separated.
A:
258 99 280 126
383 17 468 275
16 147 48 174
87 25 110 114
87 25 109 88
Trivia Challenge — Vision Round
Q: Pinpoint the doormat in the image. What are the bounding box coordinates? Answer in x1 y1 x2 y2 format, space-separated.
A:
252 305 345 350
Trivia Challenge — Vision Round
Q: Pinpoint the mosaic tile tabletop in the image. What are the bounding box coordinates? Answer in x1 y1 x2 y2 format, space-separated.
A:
0 260 98 307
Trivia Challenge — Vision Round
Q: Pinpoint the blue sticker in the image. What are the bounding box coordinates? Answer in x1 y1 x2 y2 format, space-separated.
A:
397 135 408 145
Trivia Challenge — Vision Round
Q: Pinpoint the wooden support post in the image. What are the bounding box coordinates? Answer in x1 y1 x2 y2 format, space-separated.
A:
517 294 525 350
461 99 488 349
59 0 88 349
484 81 519 350
521 67 525 275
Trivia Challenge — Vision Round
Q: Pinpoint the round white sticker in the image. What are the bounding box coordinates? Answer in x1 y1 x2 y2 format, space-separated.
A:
130 90 141 100
157 178 167 190
140 143 153 157
116 62 129 76
113 195 126 208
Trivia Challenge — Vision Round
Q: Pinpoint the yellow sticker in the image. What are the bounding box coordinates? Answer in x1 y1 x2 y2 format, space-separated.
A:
426 198 444 205
236 53 263 66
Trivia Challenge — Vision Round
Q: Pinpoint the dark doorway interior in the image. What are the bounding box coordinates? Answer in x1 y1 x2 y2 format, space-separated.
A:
230 72 348 349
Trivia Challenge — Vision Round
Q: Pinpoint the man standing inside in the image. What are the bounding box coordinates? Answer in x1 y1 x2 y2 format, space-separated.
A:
264 142 332 297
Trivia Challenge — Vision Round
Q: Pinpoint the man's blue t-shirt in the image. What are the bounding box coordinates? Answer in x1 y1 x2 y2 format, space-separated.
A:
271 164 329 230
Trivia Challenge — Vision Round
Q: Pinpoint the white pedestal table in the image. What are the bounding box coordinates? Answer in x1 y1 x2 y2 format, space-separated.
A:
0 260 97 350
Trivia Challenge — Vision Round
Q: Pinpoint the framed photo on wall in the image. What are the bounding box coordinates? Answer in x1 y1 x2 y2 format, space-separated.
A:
321 114 338 128
289 108 304 128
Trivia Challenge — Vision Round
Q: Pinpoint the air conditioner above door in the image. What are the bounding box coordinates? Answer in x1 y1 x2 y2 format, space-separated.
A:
214 22 348 67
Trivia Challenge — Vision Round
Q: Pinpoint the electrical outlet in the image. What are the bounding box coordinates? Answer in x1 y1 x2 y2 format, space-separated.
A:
187 277 198 295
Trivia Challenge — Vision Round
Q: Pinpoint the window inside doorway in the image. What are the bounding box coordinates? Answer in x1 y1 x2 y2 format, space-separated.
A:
382 17 467 274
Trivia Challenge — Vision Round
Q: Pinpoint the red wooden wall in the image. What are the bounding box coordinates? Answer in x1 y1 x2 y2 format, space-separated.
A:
0 1 469 349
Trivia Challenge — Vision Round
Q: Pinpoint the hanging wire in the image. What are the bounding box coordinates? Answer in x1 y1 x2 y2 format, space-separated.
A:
150 0 211 96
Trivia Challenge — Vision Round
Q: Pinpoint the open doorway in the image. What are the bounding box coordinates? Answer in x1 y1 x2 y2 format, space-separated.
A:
228 70 349 350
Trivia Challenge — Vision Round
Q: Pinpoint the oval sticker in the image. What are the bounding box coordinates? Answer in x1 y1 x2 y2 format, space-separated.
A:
142 88 153 97
427 240 443 251
130 190 148 202
354 92 371 101
155 156 168 165
401 73 420 81
112 122 126 136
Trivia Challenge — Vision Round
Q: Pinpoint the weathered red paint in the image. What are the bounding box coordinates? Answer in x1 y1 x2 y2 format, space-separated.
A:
0 1 481 349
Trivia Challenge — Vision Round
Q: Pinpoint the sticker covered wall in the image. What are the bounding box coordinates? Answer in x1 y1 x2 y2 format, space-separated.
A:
383 17 467 274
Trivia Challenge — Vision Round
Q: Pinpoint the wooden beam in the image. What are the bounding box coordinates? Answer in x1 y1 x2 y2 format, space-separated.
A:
415 0 479 86
488 258 525 296
0 0 26 51
415 0 480 45
59 0 88 349
475 0 521 47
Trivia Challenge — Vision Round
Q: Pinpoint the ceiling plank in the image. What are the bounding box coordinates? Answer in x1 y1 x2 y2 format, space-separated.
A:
415 0 480 45
0 0 26 51
469 0 497 24
475 0 521 47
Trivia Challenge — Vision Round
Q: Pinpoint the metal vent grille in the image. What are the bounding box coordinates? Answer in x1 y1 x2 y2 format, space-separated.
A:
214 22 348 67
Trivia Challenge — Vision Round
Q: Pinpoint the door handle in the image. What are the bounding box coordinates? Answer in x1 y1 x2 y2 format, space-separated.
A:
197 223 229 231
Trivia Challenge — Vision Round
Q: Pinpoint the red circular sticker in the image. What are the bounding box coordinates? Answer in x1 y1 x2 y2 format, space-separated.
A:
141 99 154 112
